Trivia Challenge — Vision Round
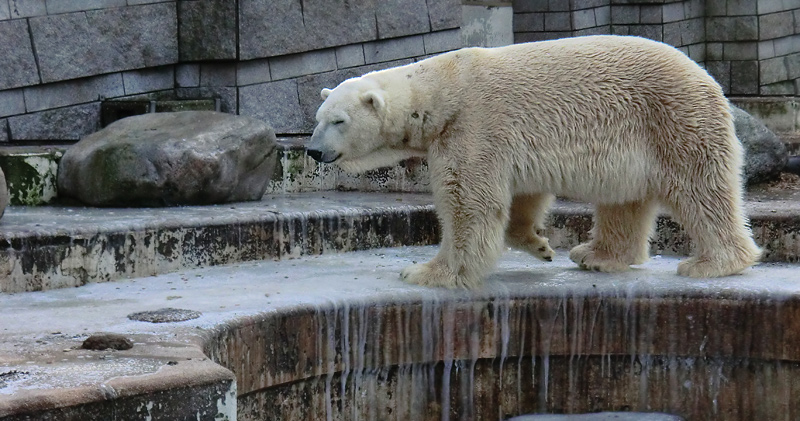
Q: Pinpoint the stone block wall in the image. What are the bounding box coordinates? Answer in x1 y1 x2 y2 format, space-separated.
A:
0 0 462 143
512 0 800 96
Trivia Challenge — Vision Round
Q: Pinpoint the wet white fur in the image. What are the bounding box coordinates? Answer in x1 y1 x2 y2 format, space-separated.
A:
311 35 761 289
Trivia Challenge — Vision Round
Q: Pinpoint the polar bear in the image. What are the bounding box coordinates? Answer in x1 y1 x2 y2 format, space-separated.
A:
306 35 761 289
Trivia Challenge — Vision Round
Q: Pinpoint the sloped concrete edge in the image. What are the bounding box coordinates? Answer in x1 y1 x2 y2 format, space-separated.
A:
1 348 236 420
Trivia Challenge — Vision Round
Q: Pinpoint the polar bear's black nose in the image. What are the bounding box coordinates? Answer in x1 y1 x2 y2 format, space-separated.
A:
306 148 324 162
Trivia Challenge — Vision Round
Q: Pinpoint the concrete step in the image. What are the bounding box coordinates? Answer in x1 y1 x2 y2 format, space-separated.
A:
1 191 799 293
1 246 798 419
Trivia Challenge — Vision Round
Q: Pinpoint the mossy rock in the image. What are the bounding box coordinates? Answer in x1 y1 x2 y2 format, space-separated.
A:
0 151 62 206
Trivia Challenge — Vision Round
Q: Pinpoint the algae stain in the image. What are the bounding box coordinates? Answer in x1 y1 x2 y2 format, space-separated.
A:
0 152 61 206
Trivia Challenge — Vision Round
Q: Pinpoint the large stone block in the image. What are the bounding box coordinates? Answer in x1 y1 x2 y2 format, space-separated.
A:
514 13 545 32
364 36 425 64
760 81 795 95
8 103 101 142
706 17 758 41
611 5 639 24
573 8 597 30
0 2 9 20
427 0 462 31
759 11 795 40
595 6 610 26
176 64 201 88
239 79 305 134
730 61 759 95
239 0 377 60
238 0 304 59
8 0 46 18
270 50 338 81
179 0 237 61
639 5 662 23
377 0 430 39
123 66 175 95
723 42 758 60
23 74 124 112
57 111 277 206
0 20 39 90
787 52 800 80
760 56 788 85
236 59 271 86
706 61 731 94
774 35 800 56
0 120 7 142
574 25 612 36
45 0 127 14
30 3 178 83
0 89 25 118
335 45 366 69
727 0 757 16
757 0 789 15
423 29 462 54
512 0 549 13
303 0 378 52
200 63 237 87
545 12 572 30
628 24 663 42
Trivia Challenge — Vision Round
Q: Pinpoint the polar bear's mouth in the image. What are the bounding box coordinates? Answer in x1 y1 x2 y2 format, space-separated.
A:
306 148 341 164
336 148 426 174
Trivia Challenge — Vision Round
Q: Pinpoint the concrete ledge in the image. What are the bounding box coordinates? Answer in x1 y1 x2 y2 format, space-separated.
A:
2 248 800 419
1 192 800 293
0 193 439 292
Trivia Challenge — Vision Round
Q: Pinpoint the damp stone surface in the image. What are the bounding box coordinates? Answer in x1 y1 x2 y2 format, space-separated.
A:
1 246 800 420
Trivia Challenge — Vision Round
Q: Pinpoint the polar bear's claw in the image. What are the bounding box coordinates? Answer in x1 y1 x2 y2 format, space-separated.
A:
400 261 478 289
506 233 556 262
569 243 630 273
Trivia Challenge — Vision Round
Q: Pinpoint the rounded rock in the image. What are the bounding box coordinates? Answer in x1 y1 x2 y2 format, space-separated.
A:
731 105 788 185
57 111 277 206
81 333 134 351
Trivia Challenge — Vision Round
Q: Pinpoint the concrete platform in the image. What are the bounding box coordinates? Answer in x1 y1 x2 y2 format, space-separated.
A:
2 247 800 419
2 190 800 293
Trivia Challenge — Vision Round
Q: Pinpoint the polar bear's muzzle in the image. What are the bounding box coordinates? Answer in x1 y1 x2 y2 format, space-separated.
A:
305 147 341 164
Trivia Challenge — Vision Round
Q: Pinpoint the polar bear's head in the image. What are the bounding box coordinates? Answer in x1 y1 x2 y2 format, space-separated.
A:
305 76 424 173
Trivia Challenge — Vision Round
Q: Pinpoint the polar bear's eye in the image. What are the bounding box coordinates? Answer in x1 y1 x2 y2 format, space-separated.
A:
331 120 345 126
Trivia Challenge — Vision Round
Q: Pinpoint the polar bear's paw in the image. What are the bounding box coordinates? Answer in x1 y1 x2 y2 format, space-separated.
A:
569 243 630 273
677 257 747 278
507 233 555 262
400 261 477 289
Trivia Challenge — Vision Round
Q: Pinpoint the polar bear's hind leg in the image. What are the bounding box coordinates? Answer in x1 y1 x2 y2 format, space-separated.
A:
569 199 659 272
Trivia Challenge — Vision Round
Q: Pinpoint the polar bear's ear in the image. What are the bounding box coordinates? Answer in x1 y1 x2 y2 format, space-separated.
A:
360 90 385 112
320 88 333 100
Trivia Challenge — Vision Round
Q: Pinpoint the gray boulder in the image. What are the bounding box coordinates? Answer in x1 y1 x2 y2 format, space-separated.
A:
58 111 277 207
0 165 8 220
731 104 788 185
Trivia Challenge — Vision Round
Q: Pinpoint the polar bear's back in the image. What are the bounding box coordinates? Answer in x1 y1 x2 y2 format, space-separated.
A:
432 36 738 203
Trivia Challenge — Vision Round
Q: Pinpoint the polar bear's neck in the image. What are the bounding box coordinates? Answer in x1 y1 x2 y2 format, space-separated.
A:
368 56 463 150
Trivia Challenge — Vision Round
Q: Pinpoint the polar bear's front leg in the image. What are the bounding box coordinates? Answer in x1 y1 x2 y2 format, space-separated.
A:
400 160 510 289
